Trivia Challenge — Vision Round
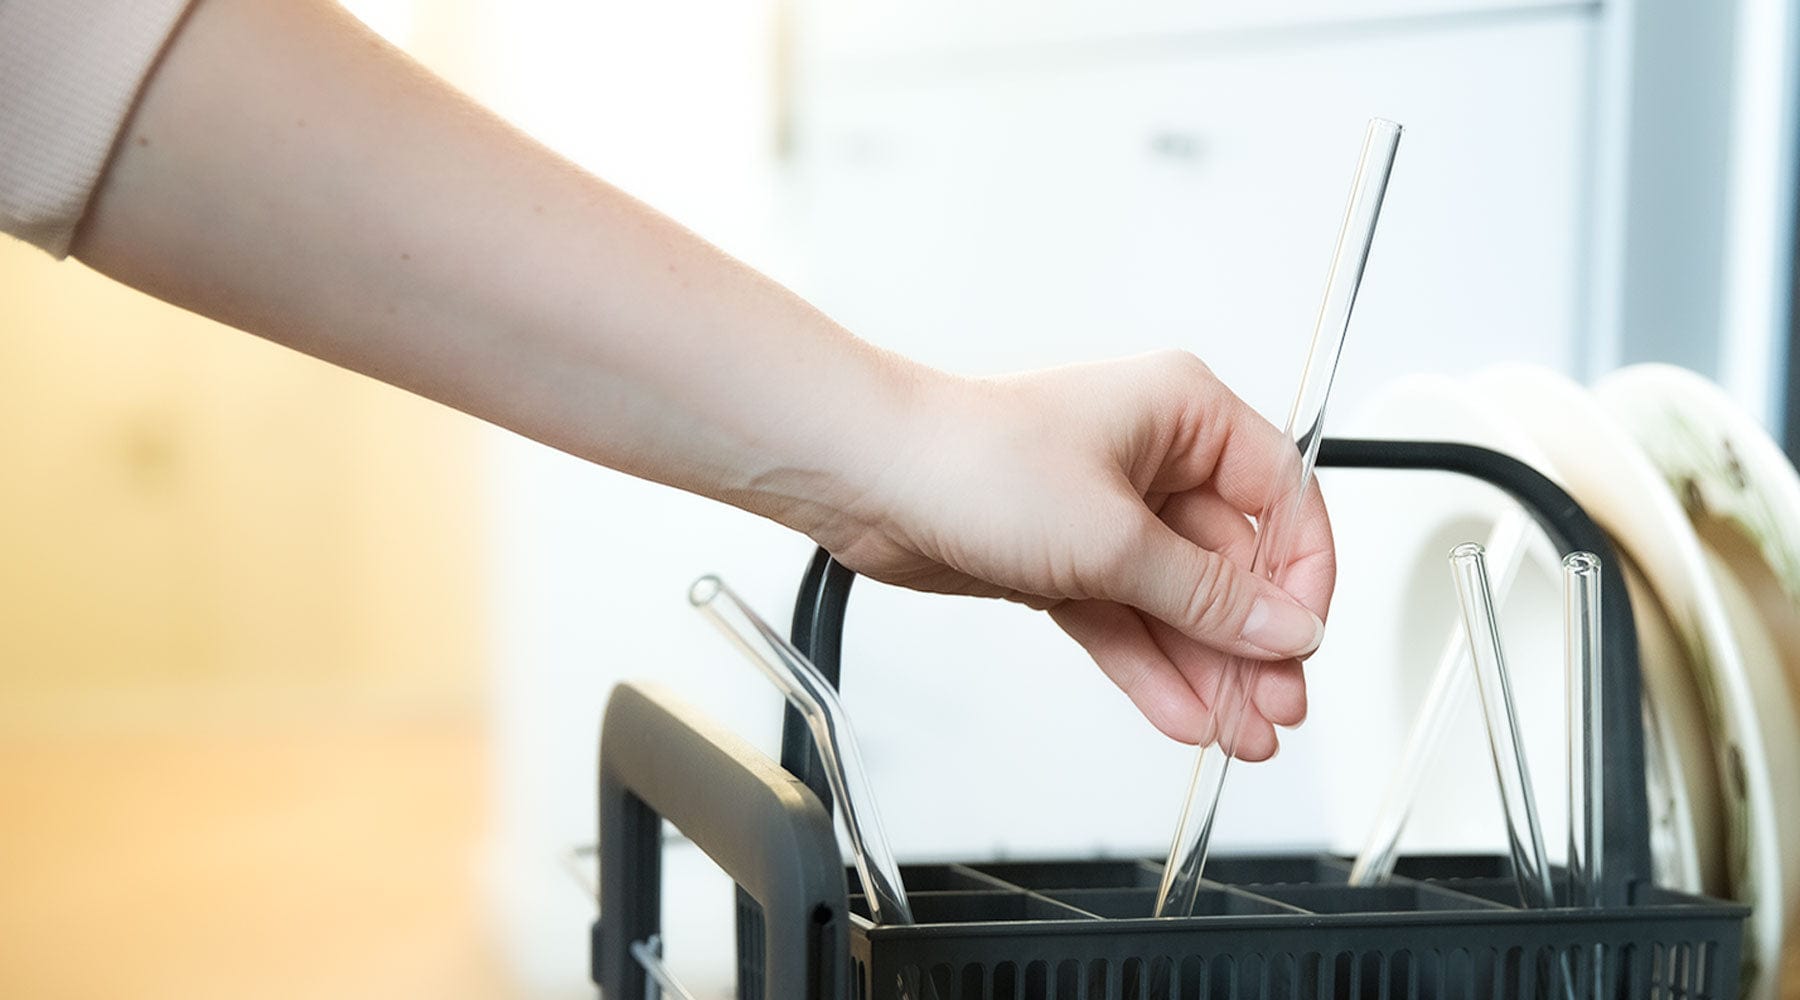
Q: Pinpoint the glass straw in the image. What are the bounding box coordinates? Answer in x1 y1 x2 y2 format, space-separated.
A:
1154 118 1403 917
1349 510 1532 885
689 575 914 926
630 935 698 1000
1564 551 1603 908
1448 542 1556 909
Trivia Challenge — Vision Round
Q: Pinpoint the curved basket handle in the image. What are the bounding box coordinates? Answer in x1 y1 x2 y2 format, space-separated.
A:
598 682 848 999
780 437 1651 907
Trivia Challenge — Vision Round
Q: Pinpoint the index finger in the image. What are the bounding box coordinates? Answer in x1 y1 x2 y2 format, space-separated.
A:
1160 478 1336 627
1149 362 1336 621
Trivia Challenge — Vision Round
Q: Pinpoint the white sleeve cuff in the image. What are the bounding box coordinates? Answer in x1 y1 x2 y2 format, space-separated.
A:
0 0 196 257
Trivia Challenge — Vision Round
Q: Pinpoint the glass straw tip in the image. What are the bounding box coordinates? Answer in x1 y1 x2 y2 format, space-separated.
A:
687 574 725 607
1562 551 1602 574
1449 541 1486 562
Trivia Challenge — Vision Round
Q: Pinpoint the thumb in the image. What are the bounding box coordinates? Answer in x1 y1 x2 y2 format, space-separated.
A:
1107 513 1324 659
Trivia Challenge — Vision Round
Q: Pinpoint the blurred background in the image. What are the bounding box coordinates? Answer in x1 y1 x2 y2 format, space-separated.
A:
2 0 1796 997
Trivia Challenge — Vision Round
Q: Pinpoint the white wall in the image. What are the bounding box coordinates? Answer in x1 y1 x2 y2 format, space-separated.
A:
444 0 1798 995
459 2 806 994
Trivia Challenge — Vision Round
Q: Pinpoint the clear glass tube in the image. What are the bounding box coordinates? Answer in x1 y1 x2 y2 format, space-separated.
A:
1154 117 1403 917
1564 551 1603 908
1348 511 1532 885
689 575 914 926
631 935 698 1000
1448 542 1556 909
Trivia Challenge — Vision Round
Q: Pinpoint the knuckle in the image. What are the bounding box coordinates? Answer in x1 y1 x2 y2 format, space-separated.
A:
1180 548 1244 635
1153 349 1215 387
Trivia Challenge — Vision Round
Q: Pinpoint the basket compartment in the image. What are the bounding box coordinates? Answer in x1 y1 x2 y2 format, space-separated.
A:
966 860 1161 890
1043 887 1303 919
893 864 1018 892
849 891 1094 924
1388 853 1519 881
1195 854 1354 887
1246 881 1508 914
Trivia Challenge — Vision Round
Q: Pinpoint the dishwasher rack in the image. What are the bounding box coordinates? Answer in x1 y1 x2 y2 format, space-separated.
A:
592 439 1748 1000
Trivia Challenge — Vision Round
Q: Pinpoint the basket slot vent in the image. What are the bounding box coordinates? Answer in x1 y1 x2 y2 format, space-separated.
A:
1174 954 1197 998
865 937 1731 999
1648 939 1708 1000
1047 959 1073 1000
993 961 1018 1000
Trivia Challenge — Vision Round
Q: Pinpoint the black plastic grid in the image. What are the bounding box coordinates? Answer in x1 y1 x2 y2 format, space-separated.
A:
843 855 1744 1000
594 441 1753 1000
772 443 1749 1000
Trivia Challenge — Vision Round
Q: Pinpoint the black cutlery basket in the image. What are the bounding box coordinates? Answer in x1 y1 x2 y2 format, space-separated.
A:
593 439 1749 1000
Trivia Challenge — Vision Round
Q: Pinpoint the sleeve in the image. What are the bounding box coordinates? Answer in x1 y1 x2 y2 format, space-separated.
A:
0 0 196 258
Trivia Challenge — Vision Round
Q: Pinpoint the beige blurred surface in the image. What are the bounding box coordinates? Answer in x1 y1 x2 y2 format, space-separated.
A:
0 241 489 731
0 179 504 992
0 714 515 1000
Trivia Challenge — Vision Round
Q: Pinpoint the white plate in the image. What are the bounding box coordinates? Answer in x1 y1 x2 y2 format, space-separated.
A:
1473 364 1731 899
1597 364 1800 999
1323 374 1568 859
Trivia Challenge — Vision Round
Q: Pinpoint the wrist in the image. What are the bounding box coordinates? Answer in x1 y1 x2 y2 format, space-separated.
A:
744 343 958 550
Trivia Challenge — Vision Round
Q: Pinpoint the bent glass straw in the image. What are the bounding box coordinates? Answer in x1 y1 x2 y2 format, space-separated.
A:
1564 551 1604 908
631 935 698 1000
1448 543 1556 909
1349 511 1533 885
1154 118 1403 917
689 574 914 926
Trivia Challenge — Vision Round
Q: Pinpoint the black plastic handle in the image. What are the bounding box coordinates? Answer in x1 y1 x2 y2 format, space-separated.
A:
596 682 849 999
783 438 1651 908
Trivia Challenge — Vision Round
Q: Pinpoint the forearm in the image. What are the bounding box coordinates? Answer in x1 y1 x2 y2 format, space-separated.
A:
71 0 921 534
64 0 1334 752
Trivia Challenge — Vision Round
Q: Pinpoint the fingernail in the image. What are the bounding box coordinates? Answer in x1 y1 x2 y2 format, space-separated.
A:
1241 596 1324 657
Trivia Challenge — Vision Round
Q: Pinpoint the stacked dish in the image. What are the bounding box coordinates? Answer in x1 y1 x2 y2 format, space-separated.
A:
1323 364 1800 1000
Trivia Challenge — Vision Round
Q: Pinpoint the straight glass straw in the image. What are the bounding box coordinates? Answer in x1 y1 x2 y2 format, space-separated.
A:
1565 551 1603 908
1564 552 1605 1000
1448 543 1556 909
1154 118 1403 917
1349 511 1532 885
688 575 914 926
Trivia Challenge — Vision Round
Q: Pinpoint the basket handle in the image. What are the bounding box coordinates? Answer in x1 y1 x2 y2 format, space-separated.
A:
782 437 1651 907
596 681 848 999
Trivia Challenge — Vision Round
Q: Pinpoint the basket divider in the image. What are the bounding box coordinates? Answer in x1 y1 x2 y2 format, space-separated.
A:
943 864 1029 893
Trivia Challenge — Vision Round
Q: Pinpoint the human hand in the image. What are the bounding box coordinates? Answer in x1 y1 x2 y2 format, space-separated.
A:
811 351 1334 761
